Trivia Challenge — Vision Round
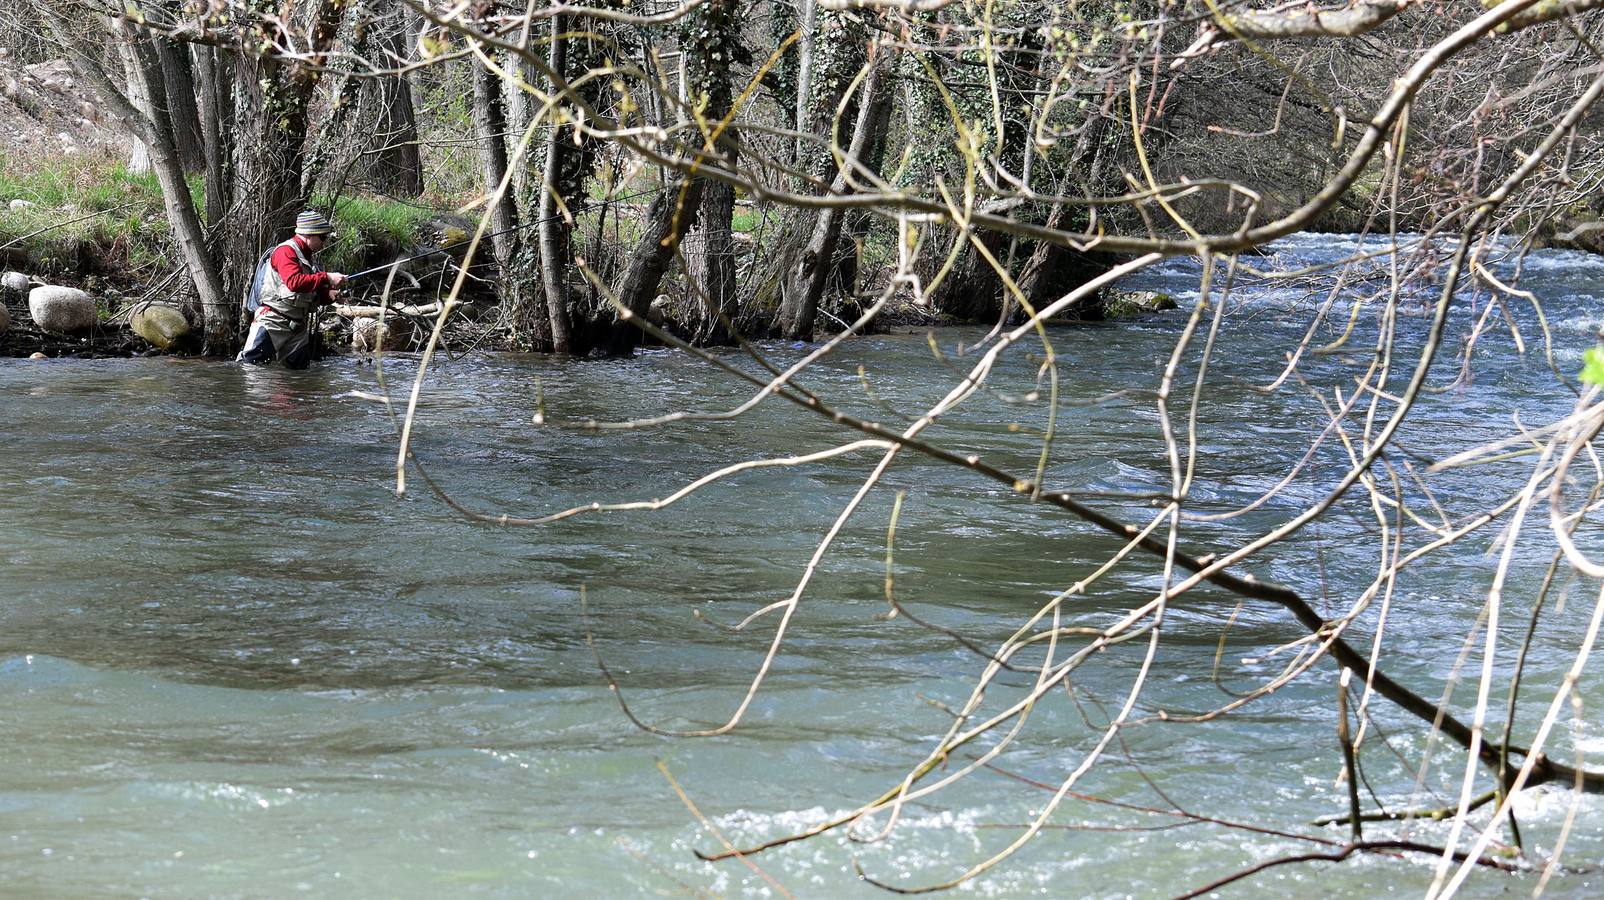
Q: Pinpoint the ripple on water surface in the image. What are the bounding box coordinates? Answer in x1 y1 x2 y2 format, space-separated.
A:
4 266 1604 895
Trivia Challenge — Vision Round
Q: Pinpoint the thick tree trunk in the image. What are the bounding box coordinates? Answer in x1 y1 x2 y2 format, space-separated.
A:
824 83 894 306
360 18 423 197
223 0 346 335
608 181 706 355
471 56 521 280
683 0 741 347
536 13 574 353
753 10 867 335
605 0 738 354
685 177 738 344
194 46 234 243
777 57 888 340
227 59 312 307
157 38 204 173
1016 200 1112 321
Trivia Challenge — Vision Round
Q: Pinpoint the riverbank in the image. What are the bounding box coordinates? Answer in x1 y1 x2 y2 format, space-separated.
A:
0 152 496 358
1 152 1176 360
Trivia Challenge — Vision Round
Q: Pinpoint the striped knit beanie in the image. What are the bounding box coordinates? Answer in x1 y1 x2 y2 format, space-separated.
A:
294 210 334 236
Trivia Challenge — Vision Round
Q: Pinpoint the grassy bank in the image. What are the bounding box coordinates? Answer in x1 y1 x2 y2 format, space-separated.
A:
0 154 174 288
0 153 448 291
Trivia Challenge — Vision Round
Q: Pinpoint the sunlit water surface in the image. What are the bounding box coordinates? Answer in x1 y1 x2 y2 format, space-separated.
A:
3 234 1604 896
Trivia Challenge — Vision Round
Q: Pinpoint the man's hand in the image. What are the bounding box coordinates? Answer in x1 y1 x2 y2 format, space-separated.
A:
326 289 342 305
327 272 348 287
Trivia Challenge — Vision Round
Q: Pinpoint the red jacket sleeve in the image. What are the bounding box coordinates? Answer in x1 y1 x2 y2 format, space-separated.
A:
270 243 331 299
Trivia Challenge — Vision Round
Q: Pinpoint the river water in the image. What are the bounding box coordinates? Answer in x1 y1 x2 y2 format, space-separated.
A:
3 233 1603 896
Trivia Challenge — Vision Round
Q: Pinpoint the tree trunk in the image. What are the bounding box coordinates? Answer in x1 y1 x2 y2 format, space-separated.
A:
504 48 532 201
605 0 738 354
824 84 894 305
223 0 347 334
227 58 312 309
777 55 888 340
685 177 738 344
683 0 742 347
119 43 152 176
360 16 423 197
1016 200 1112 322
794 0 816 163
536 12 574 353
62 15 227 350
129 36 225 346
471 55 521 281
753 10 867 335
607 180 706 355
194 46 234 245
157 38 204 173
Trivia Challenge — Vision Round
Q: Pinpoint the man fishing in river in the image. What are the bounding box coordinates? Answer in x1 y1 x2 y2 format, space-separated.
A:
237 210 349 369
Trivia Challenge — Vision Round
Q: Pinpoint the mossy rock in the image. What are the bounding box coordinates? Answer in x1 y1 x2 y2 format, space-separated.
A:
131 304 190 350
1104 289 1178 317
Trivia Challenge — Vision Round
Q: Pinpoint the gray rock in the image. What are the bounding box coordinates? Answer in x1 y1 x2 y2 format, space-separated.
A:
130 304 190 350
1 271 28 295
1104 289 1178 317
28 285 96 333
647 294 672 328
9 199 36 211
352 318 410 353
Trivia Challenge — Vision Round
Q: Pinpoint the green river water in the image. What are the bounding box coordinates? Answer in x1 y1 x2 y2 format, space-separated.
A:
3 234 1603 896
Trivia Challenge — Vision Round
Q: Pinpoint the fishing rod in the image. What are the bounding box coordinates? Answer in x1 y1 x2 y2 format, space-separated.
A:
342 186 669 283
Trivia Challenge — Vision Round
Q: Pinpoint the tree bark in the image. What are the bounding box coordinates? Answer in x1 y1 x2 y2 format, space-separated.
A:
777 55 888 340
471 54 521 282
360 14 423 197
536 12 575 353
608 180 705 355
157 38 204 173
194 46 234 245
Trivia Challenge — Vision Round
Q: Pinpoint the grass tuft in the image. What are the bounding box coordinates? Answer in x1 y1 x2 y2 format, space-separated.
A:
0 153 174 282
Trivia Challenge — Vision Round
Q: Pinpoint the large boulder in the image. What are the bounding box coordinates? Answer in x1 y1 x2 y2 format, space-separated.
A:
28 285 96 333
352 317 410 353
130 304 190 350
1 271 28 296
